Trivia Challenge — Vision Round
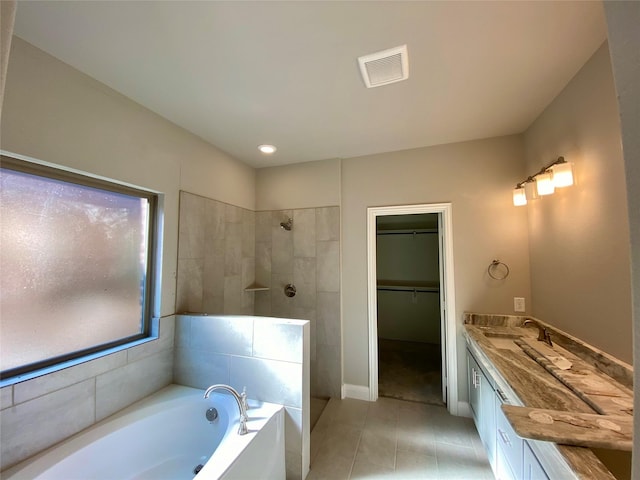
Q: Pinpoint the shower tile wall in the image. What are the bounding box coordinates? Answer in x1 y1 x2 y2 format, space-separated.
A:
175 192 341 399
255 207 341 399
176 191 255 315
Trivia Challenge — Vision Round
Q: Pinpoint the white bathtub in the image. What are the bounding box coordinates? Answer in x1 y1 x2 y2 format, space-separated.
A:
3 385 285 480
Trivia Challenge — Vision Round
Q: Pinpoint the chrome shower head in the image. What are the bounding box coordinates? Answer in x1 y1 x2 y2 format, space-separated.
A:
280 218 293 231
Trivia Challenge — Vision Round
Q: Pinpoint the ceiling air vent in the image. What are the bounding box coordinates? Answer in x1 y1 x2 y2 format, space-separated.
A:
358 45 409 88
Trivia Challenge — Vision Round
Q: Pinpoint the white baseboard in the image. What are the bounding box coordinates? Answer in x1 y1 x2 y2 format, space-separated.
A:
457 401 472 418
341 384 371 401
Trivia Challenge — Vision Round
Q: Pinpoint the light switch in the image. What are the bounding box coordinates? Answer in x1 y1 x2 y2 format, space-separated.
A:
514 297 525 312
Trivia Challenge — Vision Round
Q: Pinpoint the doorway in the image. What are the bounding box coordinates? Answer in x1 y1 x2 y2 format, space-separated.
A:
376 213 442 404
367 203 458 414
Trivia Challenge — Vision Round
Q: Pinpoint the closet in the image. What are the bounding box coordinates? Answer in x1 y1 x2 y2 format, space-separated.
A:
376 213 443 405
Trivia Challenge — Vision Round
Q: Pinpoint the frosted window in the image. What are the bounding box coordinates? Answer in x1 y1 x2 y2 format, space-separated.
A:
0 158 156 377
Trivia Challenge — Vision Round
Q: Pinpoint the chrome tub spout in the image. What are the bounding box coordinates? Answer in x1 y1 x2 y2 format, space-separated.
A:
204 384 249 435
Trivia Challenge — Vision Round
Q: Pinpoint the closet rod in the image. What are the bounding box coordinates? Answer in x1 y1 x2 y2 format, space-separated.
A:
376 287 440 293
376 230 437 235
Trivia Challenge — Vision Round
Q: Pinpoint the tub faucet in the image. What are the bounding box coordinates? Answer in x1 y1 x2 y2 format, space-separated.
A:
204 384 249 435
523 319 553 347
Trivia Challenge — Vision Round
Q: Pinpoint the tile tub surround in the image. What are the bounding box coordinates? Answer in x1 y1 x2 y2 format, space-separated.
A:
173 314 311 480
464 313 632 479
0 315 175 471
255 207 341 399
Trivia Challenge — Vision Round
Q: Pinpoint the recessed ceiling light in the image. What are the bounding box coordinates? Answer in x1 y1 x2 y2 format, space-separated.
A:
258 144 277 154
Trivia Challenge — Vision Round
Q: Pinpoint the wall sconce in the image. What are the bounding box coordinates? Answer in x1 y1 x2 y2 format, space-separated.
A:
512 156 574 206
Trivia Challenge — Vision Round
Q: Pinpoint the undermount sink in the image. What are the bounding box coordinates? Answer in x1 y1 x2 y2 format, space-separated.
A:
483 333 523 352
481 331 575 368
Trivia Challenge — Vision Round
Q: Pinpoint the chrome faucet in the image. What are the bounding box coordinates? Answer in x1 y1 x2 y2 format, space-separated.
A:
203 384 249 435
523 319 553 347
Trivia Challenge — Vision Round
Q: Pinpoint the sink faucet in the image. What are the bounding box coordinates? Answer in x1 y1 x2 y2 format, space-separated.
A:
203 384 249 435
523 319 553 347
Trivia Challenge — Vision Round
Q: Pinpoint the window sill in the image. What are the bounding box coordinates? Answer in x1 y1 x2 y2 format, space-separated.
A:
0 335 159 389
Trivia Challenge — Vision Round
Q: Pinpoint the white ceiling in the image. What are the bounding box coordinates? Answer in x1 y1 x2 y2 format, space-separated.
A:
12 1 607 168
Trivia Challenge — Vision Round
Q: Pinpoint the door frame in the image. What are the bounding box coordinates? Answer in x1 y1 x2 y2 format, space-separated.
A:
367 203 458 414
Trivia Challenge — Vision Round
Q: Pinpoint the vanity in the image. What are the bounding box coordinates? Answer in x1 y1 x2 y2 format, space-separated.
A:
463 313 633 480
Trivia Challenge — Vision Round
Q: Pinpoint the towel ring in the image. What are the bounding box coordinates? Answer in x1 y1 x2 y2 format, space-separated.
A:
488 260 510 280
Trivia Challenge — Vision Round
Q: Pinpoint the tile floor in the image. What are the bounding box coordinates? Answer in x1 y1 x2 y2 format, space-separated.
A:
311 396 330 430
308 397 494 480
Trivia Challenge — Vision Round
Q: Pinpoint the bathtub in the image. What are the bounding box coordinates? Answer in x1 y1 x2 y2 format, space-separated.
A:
3 385 285 480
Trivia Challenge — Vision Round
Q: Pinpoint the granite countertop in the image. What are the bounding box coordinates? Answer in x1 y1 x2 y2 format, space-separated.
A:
463 313 633 480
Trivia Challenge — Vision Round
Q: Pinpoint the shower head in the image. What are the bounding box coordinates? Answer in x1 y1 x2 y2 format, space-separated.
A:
280 218 293 231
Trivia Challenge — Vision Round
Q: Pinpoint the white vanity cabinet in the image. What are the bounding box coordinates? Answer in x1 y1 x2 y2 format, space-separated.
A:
523 443 550 480
467 349 497 471
466 345 573 480
495 392 524 480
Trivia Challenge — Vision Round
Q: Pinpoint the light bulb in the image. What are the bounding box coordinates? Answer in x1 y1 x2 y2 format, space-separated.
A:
513 187 527 206
552 162 574 187
536 172 555 196
258 144 277 154
524 181 539 201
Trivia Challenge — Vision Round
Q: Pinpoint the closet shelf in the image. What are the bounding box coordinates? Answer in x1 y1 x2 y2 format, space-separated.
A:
244 283 270 292
376 228 438 235
376 280 440 293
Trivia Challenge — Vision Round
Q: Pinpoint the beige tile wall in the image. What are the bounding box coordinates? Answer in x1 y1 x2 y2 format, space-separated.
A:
176 191 342 399
176 191 256 315
0 316 175 471
255 207 341 399
173 314 311 480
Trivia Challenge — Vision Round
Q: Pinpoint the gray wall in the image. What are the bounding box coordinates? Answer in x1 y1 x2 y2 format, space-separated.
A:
255 159 341 211
523 43 633 363
376 229 441 344
341 136 532 396
377 291 441 344
602 2 640 477
520 40 633 477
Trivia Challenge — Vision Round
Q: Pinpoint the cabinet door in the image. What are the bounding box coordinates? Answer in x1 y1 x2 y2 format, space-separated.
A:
496 445 518 480
496 394 523 479
479 369 496 469
467 349 496 470
524 443 550 480
467 352 481 424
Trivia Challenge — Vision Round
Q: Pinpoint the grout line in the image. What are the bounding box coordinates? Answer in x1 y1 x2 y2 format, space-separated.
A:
392 412 399 472
346 428 363 480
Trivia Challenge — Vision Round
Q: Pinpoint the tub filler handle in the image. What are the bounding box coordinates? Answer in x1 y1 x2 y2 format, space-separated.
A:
203 384 249 435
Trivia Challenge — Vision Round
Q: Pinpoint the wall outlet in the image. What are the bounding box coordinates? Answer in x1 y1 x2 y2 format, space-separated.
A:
514 297 526 312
